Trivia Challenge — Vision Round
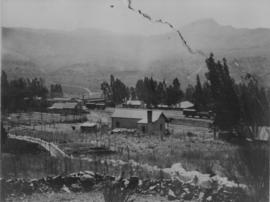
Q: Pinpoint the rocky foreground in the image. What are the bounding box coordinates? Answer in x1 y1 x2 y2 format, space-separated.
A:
1 170 248 202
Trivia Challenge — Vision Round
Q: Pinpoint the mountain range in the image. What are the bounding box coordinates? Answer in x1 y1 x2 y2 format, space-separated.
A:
2 18 270 94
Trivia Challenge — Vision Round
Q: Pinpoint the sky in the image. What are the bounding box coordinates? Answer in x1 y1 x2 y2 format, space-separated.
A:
2 0 270 35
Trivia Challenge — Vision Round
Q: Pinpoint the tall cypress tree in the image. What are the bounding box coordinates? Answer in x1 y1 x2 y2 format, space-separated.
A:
205 54 240 130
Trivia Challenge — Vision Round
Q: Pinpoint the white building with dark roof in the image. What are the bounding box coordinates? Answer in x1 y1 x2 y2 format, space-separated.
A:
48 102 84 114
111 108 168 135
80 122 98 133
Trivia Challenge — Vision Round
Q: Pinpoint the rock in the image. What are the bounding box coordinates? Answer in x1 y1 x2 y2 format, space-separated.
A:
182 192 193 200
123 179 129 188
61 185 70 193
206 196 212 201
70 183 81 192
183 187 190 192
51 175 64 191
127 176 139 190
168 189 177 201
80 176 95 190
63 176 78 187
95 173 104 183
198 192 205 201
149 185 157 190
84 171 95 176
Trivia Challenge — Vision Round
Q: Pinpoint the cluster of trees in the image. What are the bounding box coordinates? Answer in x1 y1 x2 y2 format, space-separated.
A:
1 71 65 112
205 55 241 130
184 76 212 111
101 75 129 105
101 75 185 107
100 74 212 109
1 71 49 112
50 84 63 98
205 54 270 132
237 76 270 132
135 77 183 107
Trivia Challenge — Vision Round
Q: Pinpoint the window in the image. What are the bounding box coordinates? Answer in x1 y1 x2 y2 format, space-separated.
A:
160 124 163 130
116 121 120 128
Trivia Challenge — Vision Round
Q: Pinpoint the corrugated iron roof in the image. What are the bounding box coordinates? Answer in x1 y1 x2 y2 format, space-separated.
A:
112 108 165 123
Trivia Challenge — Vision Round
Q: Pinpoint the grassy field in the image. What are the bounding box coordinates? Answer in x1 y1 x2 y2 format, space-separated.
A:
6 191 171 202
3 110 269 201
9 120 244 184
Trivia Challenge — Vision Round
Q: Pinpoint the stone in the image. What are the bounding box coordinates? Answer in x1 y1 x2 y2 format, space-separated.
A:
70 183 81 192
61 185 70 193
206 196 212 201
168 189 177 201
127 176 139 190
182 192 193 200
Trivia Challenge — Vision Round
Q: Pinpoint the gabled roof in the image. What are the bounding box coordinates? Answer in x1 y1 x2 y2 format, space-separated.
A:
112 108 166 123
48 102 78 109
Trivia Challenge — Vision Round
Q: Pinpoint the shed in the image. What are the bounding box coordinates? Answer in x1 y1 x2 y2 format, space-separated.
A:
80 122 98 133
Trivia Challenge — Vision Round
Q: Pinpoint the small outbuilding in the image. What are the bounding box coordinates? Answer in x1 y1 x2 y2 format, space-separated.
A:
80 122 98 133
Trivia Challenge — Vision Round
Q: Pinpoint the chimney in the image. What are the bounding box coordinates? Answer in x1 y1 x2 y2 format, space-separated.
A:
147 110 152 124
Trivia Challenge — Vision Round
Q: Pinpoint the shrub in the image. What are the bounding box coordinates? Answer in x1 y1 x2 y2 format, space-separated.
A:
103 174 138 202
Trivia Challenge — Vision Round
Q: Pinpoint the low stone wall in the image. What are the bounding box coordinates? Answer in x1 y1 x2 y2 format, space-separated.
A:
1 170 248 202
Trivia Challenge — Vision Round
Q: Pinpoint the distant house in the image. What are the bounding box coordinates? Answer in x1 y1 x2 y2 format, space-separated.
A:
123 100 145 108
85 92 106 109
48 102 84 114
111 108 168 135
